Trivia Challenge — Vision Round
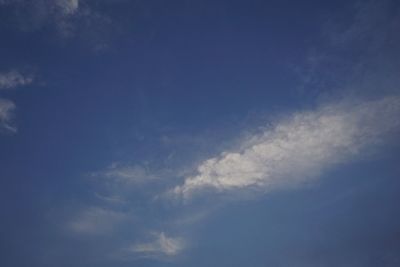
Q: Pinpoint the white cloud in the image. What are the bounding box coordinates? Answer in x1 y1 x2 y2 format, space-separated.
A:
0 70 34 89
0 98 16 132
67 206 127 235
129 232 184 258
173 96 400 199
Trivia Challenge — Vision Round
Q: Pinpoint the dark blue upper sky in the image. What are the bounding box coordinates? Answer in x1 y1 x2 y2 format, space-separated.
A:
1 1 400 266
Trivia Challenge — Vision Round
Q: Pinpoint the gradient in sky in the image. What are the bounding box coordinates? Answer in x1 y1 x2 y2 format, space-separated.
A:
1 0 400 266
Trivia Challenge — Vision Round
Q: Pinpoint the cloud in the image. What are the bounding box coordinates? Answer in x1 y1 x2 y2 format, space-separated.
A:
0 98 16 132
328 0 396 49
0 70 34 133
89 163 162 205
55 0 79 15
129 232 184 258
173 96 400 199
0 0 79 15
0 0 115 46
67 206 127 235
92 162 158 185
61 1 400 262
297 0 400 97
0 70 34 89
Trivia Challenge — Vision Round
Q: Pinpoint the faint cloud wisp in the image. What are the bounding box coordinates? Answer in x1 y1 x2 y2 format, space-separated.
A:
0 70 34 89
0 98 16 132
67 206 127 235
129 232 185 258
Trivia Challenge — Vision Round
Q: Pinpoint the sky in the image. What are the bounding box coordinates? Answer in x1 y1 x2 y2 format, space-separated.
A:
1 0 400 266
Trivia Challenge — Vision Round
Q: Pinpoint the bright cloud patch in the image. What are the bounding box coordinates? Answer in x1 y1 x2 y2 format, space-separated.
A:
173 96 400 199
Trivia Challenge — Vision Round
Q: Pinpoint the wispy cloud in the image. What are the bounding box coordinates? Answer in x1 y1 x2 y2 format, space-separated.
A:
89 162 162 206
173 96 400 199
297 0 400 97
0 0 115 48
0 70 34 133
128 232 185 258
76 96 400 261
0 70 34 89
67 206 127 235
91 162 158 185
55 0 79 15
0 0 79 18
0 98 16 132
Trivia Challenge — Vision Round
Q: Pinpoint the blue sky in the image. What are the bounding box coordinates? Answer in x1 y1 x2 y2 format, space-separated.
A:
1 0 400 266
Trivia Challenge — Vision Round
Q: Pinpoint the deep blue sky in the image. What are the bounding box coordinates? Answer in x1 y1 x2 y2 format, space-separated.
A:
1 1 400 266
